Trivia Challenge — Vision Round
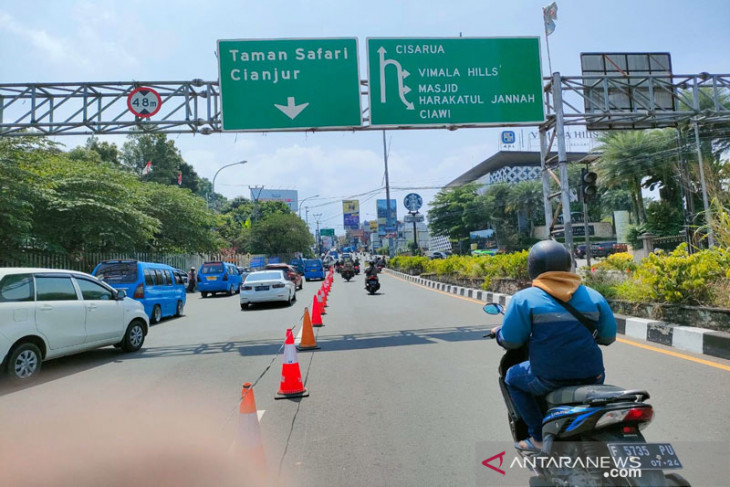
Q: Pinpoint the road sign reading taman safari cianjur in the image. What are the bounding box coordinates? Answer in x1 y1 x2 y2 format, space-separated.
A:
217 38 362 131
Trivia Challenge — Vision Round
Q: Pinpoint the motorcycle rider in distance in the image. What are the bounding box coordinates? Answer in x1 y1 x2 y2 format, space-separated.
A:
365 260 378 276
490 240 616 452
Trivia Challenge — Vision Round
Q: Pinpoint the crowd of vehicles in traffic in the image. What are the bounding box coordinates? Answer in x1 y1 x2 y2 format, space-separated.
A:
0 256 324 382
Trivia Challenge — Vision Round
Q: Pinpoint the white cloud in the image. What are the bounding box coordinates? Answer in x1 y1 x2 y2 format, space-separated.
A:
0 11 82 67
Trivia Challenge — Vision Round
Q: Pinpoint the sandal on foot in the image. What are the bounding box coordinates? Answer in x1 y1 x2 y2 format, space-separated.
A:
515 438 542 452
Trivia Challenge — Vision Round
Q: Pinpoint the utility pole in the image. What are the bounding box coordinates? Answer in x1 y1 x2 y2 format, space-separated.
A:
693 120 714 248
552 72 574 256
249 185 264 222
382 130 394 258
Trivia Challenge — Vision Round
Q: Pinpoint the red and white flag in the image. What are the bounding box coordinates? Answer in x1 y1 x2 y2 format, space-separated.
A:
543 2 558 36
142 160 152 175
177 171 182 185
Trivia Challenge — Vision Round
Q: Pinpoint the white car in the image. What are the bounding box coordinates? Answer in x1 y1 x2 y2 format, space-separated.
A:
0 268 150 382
240 270 296 310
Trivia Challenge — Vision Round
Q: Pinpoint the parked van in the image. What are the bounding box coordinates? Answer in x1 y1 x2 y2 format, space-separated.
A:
197 261 242 297
303 259 326 281
92 260 186 323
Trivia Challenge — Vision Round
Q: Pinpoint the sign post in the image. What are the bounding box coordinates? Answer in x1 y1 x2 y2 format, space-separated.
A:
218 38 362 131
367 37 544 127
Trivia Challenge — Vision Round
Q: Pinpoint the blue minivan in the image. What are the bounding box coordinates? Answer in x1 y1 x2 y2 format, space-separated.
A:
303 259 326 281
197 261 242 297
93 259 186 323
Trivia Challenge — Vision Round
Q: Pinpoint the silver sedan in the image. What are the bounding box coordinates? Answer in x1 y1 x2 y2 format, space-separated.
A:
240 270 296 310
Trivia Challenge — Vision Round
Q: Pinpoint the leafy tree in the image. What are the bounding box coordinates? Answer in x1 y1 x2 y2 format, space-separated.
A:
0 137 46 259
86 136 121 165
428 183 486 250
247 213 314 255
121 134 204 194
139 183 221 253
26 153 158 253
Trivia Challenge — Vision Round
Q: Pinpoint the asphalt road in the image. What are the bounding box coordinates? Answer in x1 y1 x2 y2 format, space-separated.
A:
0 272 728 486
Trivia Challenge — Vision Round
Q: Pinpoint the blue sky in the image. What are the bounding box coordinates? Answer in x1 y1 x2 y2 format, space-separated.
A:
2 0 728 233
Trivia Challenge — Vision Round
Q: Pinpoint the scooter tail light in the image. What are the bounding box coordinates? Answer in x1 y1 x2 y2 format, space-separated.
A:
596 407 653 429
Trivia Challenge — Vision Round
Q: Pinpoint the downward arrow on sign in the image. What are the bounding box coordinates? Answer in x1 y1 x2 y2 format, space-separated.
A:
274 97 309 120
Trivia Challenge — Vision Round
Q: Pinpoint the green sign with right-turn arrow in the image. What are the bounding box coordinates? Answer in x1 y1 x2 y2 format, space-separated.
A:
218 38 362 131
367 37 544 128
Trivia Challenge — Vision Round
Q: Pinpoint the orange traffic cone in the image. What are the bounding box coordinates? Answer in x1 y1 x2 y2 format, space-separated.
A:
236 383 265 465
316 291 326 313
276 329 309 399
322 289 328 308
311 295 324 327
297 307 320 351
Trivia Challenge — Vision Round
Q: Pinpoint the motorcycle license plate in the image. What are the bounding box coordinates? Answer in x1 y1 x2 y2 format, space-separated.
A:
607 443 682 470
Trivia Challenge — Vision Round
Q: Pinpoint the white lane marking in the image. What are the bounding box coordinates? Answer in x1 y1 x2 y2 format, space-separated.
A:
296 323 303 344
257 410 265 421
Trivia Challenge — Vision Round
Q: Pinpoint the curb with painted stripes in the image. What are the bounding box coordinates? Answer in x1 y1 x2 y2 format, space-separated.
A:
387 269 730 361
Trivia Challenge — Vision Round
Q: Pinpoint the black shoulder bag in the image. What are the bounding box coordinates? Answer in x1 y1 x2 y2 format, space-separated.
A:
539 289 599 340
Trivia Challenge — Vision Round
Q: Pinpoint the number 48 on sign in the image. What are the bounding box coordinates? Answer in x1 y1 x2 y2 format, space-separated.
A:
127 87 162 118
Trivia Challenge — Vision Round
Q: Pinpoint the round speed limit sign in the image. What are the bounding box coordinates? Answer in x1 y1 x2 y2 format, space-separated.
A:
127 87 162 118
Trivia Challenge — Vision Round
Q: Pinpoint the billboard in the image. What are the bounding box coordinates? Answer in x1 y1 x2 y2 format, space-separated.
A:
251 189 298 212
376 199 397 236
343 200 360 230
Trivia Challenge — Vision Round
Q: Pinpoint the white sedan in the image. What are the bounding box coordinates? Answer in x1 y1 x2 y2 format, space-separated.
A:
240 270 296 310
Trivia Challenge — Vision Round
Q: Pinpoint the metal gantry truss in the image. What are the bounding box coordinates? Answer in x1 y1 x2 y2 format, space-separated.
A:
0 80 222 136
1 73 728 136
538 72 730 251
2 73 729 249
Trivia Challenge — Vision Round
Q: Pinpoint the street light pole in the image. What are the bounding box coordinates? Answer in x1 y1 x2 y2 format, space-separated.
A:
208 160 247 209
313 213 323 256
298 194 320 219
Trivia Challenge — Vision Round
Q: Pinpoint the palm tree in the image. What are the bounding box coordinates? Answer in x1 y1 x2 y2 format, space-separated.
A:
595 130 676 224
505 180 544 235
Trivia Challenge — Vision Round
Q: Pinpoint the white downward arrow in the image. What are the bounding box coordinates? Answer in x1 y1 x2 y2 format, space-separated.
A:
274 97 309 120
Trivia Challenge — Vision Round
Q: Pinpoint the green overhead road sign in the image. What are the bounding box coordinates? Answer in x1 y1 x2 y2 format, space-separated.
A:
320 228 335 237
218 38 362 131
367 37 544 128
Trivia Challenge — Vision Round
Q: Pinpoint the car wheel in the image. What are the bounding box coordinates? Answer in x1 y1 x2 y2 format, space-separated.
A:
305 278 309 282
175 300 184 317
151 304 162 324
240 303 248 311
121 320 145 353
201 292 208 298
227 285 234 296
287 291 294 306
7 342 42 382
298 282 303 290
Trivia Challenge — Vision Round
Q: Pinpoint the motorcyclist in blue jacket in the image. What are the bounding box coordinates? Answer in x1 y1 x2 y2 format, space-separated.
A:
491 240 617 452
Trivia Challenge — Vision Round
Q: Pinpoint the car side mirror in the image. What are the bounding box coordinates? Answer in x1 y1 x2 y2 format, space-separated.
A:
483 303 503 315
116 289 127 300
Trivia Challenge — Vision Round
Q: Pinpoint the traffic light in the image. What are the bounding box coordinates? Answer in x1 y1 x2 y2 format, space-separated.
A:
581 168 598 203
